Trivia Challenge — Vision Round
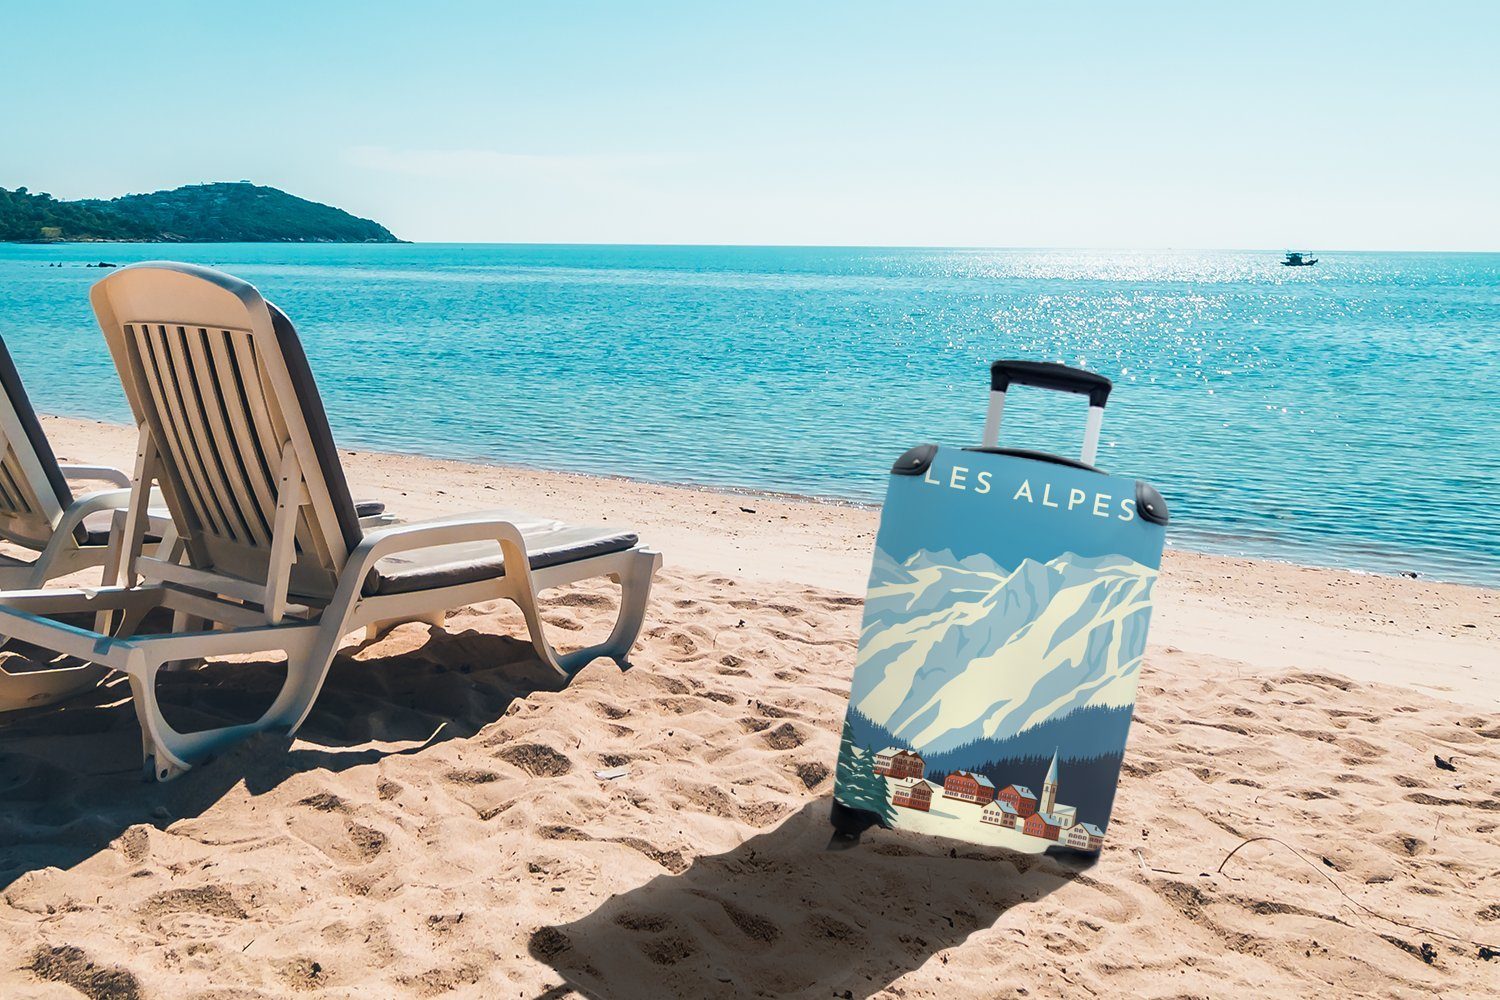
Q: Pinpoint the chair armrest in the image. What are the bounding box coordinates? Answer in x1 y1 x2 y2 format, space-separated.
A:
54 488 135 539
346 513 533 583
59 488 169 540
59 464 132 488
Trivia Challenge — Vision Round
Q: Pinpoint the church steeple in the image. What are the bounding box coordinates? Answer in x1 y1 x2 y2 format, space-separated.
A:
1041 747 1060 813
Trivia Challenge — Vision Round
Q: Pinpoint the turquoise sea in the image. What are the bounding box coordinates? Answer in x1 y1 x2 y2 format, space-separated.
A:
0 244 1496 587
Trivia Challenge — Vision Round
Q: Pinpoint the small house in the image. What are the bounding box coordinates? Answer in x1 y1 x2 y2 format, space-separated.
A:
1065 823 1105 851
997 784 1039 819
980 799 1020 830
942 770 996 805
874 747 925 779
891 777 933 812
1023 811 1067 841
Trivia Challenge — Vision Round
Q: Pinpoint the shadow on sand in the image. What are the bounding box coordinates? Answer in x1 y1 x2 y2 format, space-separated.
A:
529 798 1093 999
0 623 565 894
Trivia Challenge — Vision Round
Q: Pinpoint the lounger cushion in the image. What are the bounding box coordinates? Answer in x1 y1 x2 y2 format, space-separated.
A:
363 513 638 596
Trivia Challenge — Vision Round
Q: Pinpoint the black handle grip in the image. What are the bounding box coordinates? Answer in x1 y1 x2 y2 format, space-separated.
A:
989 360 1112 408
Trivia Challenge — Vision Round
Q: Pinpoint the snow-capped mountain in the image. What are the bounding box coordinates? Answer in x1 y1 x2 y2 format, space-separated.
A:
852 548 1156 755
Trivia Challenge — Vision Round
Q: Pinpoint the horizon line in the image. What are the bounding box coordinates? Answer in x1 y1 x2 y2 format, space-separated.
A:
13 241 1500 255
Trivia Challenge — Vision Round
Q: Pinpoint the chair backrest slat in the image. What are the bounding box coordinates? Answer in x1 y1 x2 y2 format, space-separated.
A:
200 328 276 546
129 322 228 540
93 263 364 600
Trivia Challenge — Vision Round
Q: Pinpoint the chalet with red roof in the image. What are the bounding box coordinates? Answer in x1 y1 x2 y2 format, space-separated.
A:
942 770 996 805
996 784 1039 818
890 777 935 812
1023 811 1066 841
873 747 925 780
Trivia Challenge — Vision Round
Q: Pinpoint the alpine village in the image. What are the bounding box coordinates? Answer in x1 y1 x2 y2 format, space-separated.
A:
876 746 1105 851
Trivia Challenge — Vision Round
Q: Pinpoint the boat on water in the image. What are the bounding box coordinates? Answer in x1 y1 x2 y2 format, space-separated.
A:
1281 251 1318 267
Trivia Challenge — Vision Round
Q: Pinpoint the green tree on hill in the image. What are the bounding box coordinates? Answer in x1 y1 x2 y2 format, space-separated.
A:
834 721 897 827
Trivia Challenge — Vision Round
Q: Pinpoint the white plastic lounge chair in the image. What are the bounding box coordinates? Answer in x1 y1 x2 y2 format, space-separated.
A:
0 336 184 711
0 336 170 591
0 262 661 780
0 335 391 712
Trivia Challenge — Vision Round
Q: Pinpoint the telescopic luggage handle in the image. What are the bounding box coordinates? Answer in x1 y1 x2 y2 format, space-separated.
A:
982 360 1113 465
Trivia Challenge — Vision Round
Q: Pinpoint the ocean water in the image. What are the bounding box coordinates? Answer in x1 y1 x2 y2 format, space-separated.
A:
0 243 1496 587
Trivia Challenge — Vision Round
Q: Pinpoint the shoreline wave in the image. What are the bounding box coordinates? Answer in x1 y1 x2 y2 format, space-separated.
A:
41 411 1499 591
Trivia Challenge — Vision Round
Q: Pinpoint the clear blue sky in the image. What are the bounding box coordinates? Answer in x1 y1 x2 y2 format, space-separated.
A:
3 2 1496 248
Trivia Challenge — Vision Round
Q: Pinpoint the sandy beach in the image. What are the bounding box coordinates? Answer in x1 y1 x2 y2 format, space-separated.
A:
2 415 1497 999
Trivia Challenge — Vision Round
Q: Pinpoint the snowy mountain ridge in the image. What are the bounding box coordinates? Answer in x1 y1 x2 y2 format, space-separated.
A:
852 547 1156 755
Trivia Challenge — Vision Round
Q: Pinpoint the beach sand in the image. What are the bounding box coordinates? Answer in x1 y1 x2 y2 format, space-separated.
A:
1 415 1496 998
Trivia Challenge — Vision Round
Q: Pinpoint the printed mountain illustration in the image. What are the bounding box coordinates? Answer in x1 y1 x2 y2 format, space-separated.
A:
851 548 1156 755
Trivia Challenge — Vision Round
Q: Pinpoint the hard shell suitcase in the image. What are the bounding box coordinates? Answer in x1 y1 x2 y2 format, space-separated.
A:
831 360 1169 854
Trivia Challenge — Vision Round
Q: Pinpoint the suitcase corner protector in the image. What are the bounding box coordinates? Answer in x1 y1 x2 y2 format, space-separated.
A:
892 443 939 476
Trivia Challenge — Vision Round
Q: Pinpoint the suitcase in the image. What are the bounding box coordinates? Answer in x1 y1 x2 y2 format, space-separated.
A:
831 360 1168 854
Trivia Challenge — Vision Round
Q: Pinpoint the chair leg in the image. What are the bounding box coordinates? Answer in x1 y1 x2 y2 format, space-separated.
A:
516 549 662 677
127 638 326 781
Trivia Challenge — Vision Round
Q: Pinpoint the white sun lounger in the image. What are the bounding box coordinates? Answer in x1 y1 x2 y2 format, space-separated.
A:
0 335 389 712
0 336 185 710
0 335 172 591
0 262 661 780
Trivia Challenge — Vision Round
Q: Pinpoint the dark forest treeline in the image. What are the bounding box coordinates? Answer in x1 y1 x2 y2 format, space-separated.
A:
844 702 1134 767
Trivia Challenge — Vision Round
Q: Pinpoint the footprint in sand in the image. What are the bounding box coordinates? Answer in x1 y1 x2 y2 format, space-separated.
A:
137 885 248 939
277 956 332 992
29 945 145 999
115 825 151 863
496 743 573 777
342 822 389 861
297 792 349 812
735 800 789 829
714 897 782 945
613 837 689 874
651 675 693 695
551 591 615 610
542 612 586 631
396 962 486 995
761 722 805 750
790 761 830 790
614 910 673 933
656 696 706 716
